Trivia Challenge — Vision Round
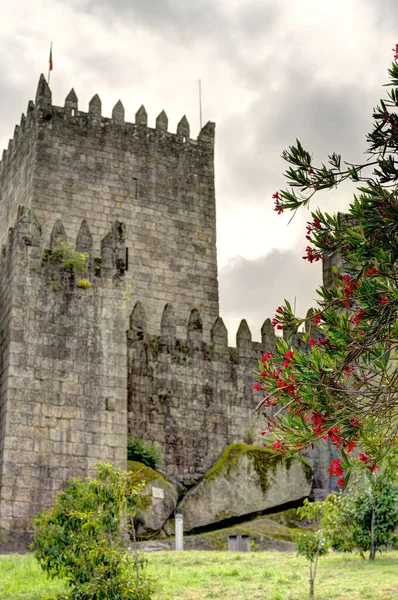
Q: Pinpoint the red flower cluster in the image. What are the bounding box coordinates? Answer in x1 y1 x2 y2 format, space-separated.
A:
272 439 282 450
262 352 273 362
281 349 294 367
273 192 284 214
381 296 389 305
344 364 355 377
352 308 365 327
312 314 322 325
253 382 261 392
309 337 330 347
306 217 322 239
341 274 360 307
366 266 377 277
393 43 398 61
328 459 345 486
303 246 322 263
346 440 356 453
271 317 283 330
359 453 379 472
328 459 343 477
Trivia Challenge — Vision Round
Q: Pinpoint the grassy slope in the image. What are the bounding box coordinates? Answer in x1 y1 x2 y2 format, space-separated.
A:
1 551 397 600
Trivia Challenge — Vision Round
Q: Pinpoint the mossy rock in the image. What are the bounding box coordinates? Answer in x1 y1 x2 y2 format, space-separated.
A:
179 444 312 531
127 461 179 538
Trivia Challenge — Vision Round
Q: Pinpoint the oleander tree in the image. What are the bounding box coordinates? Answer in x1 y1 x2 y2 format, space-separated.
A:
255 47 398 489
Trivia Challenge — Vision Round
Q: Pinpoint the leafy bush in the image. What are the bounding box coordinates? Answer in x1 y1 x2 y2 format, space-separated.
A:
47 238 89 273
127 437 161 470
32 462 155 600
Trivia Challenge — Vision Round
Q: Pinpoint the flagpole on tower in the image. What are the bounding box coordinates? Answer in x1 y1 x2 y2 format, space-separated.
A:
48 42 53 84
199 78 203 130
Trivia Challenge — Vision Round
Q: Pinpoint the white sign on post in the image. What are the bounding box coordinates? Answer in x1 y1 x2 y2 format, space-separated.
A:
152 487 164 499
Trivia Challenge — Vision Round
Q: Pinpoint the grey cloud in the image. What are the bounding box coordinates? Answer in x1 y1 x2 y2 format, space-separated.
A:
217 63 375 208
219 248 322 341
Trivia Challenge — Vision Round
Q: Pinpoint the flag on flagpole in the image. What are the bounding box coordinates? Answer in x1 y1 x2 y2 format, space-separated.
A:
49 43 53 71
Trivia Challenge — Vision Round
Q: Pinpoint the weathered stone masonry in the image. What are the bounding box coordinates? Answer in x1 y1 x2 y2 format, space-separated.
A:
0 76 336 549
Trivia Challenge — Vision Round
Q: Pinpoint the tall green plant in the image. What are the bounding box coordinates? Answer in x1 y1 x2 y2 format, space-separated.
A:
32 462 155 600
295 501 328 600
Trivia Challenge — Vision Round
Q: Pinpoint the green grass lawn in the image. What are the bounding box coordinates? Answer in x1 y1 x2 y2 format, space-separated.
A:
1 550 397 600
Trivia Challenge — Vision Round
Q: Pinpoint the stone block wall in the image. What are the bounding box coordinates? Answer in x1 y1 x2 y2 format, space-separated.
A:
0 208 127 550
127 303 276 483
0 75 219 341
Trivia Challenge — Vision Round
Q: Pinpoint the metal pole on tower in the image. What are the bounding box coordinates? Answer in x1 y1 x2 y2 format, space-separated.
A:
199 79 203 130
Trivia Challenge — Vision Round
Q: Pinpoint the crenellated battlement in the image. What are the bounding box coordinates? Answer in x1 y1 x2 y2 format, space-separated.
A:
0 74 214 178
127 300 276 357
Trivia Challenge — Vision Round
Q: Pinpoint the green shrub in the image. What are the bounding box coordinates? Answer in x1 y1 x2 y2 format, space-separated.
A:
46 238 89 273
31 462 155 600
127 437 161 470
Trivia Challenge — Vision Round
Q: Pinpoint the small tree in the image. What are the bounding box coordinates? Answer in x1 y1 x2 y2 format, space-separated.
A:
295 501 329 600
32 462 155 600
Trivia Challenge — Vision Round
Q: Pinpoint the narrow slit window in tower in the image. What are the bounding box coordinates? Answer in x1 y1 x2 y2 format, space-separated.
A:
132 178 138 199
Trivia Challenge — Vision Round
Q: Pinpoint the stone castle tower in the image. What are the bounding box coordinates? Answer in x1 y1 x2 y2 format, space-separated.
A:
0 76 334 550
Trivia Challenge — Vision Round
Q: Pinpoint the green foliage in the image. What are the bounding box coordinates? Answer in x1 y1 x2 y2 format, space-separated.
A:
257 52 398 474
31 462 155 600
47 238 89 274
298 464 398 560
127 438 161 471
295 530 329 563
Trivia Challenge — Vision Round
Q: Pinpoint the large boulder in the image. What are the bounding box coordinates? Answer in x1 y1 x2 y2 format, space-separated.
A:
178 444 312 531
128 461 180 537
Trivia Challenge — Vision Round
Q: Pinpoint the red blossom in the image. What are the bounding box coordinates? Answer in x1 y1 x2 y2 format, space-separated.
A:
271 317 283 330
328 459 344 477
312 314 322 325
309 338 316 347
366 266 377 277
346 441 356 453
380 296 389 305
272 439 282 450
273 192 284 214
253 383 261 391
262 352 273 362
284 350 294 360
359 453 369 464
337 477 345 487
303 246 322 263
350 417 360 427
393 43 398 60
373 464 379 472
352 308 365 327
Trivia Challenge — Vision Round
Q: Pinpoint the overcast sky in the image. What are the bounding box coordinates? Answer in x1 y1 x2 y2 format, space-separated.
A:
1 0 396 343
